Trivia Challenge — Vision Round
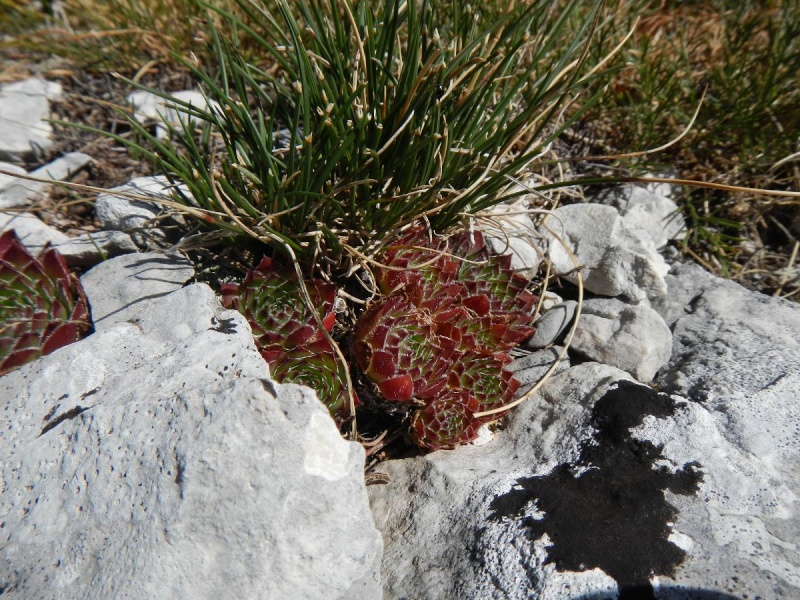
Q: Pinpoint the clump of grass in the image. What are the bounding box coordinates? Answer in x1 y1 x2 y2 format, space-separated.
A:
83 0 609 279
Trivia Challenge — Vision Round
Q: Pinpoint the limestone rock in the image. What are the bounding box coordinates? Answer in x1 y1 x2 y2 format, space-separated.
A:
595 185 686 248
481 201 544 277
506 346 570 395
654 261 800 401
0 153 92 209
80 251 195 330
0 162 26 194
54 230 138 267
0 211 70 253
541 203 669 301
570 297 673 382
0 77 61 162
0 283 382 599
94 175 179 246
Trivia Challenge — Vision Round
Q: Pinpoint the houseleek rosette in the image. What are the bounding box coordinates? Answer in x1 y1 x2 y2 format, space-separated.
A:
221 256 354 424
0 230 91 376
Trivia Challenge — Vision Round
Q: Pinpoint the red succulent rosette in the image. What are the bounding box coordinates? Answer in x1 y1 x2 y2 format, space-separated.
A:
409 392 484 450
0 230 91 376
220 256 336 364
270 337 358 425
353 295 459 402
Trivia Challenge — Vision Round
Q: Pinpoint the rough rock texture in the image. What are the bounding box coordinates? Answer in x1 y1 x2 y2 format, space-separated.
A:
0 163 27 194
0 78 61 162
0 153 92 209
94 175 178 245
482 201 544 277
542 203 669 301
0 283 383 600
368 263 800 599
507 346 570 395
571 297 673 382
80 251 195 329
53 230 138 267
595 185 686 249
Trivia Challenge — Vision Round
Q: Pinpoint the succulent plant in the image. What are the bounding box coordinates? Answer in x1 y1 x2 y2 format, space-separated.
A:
0 230 92 376
220 257 337 364
220 256 356 424
353 294 459 403
270 338 355 424
355 225 537 450
409 392 485 451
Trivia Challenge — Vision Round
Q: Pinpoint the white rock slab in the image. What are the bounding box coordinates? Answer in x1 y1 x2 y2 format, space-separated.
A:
0 162 26 193
0 283 382 599
0 210 70 252
0 152 92 209
80 251 195 329
0 77 62 162
481 201 544 277
507 346 570 395
541 203 669 301
571 297 673 382
94 175 182 246
128 90 218 139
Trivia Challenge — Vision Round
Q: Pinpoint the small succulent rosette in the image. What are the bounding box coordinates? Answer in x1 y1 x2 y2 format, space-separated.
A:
0 230 92 376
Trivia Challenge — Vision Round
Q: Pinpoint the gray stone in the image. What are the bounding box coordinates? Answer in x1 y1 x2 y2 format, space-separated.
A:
128 90 218 140
0 77 61 162
595 185 686 248
94 175 176 245
0 210 70 253
368 263 800 599
53 230 138 267
653 261 800 401
0 153 92 209
0 283 382 600
571 297 672 382
525 300 578 349
506 346 570 394
80 251 195 330
541 203 669 301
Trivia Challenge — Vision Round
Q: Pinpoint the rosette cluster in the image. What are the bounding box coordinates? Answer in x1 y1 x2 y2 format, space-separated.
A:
0 230 91 376
354 226 537 450
221 257 354 424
